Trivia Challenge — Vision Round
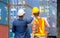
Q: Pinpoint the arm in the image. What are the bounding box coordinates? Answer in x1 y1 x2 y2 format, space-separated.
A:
44 19 50 34
31 20 36 38
32 20 36 33
12 21 16 33
44 19 50 28
26 16 33 24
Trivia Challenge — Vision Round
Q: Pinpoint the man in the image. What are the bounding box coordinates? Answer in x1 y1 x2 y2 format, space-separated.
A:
12 9 33 38
31 7 50 38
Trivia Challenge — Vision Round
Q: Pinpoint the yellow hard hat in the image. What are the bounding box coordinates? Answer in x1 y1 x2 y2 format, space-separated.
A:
32 7 39 13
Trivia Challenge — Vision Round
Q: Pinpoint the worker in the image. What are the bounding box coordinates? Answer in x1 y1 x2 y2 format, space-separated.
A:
12 9 33 38
31 7 50 38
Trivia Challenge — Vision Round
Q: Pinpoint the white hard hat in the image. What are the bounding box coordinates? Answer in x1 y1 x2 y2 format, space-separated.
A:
17 9 25 16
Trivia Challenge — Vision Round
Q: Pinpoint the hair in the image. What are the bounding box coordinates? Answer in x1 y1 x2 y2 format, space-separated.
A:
33 12 40 17
19 15 24 18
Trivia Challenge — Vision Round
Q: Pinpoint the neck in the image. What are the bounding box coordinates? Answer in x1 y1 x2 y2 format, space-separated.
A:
35 16 40 18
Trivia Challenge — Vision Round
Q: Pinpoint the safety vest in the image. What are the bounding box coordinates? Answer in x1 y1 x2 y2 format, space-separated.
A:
34 17 46 36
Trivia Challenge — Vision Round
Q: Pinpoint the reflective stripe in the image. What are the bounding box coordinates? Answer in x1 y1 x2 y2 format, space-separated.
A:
35 34 45 36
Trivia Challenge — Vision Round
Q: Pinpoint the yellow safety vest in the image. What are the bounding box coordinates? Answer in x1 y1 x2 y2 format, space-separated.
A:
34 18 47 36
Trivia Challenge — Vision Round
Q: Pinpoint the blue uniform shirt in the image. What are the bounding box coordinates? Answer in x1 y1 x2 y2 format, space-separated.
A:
12 17 33 38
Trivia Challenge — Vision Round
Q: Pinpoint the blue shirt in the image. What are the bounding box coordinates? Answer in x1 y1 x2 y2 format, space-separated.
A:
12 17 33 38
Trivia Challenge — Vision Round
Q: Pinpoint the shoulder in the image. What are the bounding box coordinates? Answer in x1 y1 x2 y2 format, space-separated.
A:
41 17 47 21
13 19 18 24
40 17 44 20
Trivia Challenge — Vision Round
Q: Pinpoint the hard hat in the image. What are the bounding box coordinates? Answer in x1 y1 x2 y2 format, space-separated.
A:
32 7 39 13
17 9 25 16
